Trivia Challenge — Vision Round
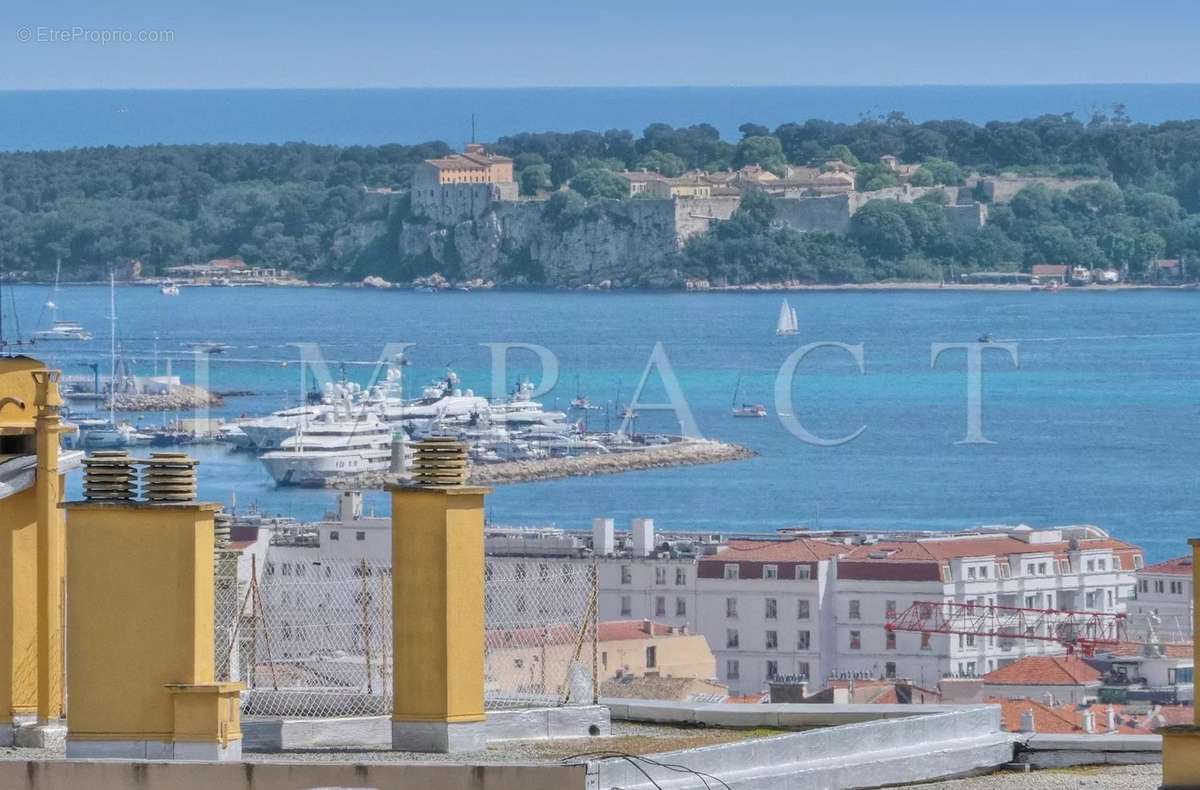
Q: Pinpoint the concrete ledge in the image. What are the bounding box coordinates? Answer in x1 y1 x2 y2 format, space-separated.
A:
15 721 66 750
602 698 979 728
244 706 610 751
0 760 587 790
65 738 242 762
392 720 487 753
1016 733 1162 769
589 707 1014 790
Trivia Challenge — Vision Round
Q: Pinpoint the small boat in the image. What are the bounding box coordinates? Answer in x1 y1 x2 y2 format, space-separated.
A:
160 282 180 296
185 341 231 354
776 299 799 336
731 375 767 418
82 422 153 449
33 261 92 341
978 334 995 343
33 321 93 342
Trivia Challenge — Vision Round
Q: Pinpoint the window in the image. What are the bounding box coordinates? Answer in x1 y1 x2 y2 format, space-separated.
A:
797 661 810 678
849 631 861 650
726 629 739 648
1058 559 1071 574
966 661 976 676
766 660 779 680
602 651 608 669
1086 560 1095 572
329 530 339 541
967 566 976 579
1169 666 1194 684
997 563 1011 579
966 634 975 647
764 564 779 579
1156 580 1166 593
1037 562 1047 575
655 567 666 585
980 565 989 579
355 531 366 541
620 596 632 616
885 599 897 618
797 599 811 620
1171 581 1184 595
1026 564 1036 576
620 565 632 585
849 600 861 620
765 630 778 649
765 598 777 620
1107 589 1114 607
1098 559 1107 571
797 630 810 650
920 632 932 650
796 564 812 580
884 662 896 679
726 659 740 680
724 563 740 580
886 631 896 650
1133 555 1144 569
726 597 738 618
675 597 687 617
645 646 657 669
1141 579 1150 593
676 567 687 586
655 596 666 617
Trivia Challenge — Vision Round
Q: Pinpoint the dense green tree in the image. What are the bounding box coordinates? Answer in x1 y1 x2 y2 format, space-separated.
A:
569 168 629 200
636 150 687 177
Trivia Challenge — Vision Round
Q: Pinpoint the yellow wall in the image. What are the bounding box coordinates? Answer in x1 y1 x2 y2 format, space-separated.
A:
0 488 38 718
0 356 42 433
391 486 488 724
65 503 217 741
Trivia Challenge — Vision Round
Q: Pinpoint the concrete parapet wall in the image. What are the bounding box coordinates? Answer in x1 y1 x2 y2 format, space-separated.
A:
1017 733 1162 769
593 703 1013 790
0 760 586 790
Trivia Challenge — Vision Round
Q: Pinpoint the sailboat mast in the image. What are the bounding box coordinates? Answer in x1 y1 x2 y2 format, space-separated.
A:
109 272 117 423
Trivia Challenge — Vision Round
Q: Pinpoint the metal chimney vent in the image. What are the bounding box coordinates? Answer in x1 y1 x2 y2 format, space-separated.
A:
82 451 137 501
141 452 198 502
411 437 469 487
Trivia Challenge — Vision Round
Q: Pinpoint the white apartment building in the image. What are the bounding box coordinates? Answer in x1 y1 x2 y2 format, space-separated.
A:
1129 555 1194 643
229 498 1149 698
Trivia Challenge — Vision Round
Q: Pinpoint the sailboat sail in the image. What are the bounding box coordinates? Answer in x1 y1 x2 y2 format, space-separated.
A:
776 299 798 335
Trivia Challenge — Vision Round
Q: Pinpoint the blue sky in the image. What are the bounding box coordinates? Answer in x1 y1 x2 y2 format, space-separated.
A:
2 0 1198 89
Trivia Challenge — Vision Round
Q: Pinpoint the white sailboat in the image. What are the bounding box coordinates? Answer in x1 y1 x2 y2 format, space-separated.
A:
81 273 151 449
775 299 799 336
32 260 93 341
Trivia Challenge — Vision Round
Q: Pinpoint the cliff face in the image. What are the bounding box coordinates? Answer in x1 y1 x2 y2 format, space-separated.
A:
397 198 684 287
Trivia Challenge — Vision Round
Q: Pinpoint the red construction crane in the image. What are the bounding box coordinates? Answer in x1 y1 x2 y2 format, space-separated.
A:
886 601 1127 656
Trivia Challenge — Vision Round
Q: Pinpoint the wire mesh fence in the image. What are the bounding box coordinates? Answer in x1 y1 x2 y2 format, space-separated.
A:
213 553 598 718
215 555 393 718
484 558 598 710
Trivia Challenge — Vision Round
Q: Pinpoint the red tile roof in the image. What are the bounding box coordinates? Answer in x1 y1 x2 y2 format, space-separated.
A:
983 656 1103 686
1102 641 1193 659
1141 555 1193 576
989 698 1082 733
712 538 845 563
487 619 682 648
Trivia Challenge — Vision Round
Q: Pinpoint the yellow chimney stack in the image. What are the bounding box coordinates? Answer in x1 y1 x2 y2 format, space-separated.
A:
63 454 243 760
390 438 491 752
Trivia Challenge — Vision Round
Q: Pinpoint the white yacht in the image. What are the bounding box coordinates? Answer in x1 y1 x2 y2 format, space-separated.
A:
82 422 153 449
33 261 92 341
160 282 181 296
33 321 93 342
258 411 396 487
775 299 799 336
239 404 329 450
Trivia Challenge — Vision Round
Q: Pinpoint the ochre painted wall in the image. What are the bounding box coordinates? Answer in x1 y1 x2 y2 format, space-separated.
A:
391 487 487 724
65 504 217 740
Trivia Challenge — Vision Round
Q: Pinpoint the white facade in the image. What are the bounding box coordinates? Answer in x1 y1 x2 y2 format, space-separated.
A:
1128 556 1194 643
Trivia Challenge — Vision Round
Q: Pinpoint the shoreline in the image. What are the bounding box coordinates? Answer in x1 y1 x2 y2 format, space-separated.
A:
327 439 757 490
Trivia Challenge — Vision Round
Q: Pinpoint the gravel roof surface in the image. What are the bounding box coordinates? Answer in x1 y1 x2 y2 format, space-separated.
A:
908 765 1161 790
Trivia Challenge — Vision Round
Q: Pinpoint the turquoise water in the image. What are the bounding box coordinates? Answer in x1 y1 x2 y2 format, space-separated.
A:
3 85 1200 151
7 285 1198 561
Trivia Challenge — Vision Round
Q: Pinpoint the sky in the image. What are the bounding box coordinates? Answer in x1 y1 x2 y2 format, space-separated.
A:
2 0 1198 90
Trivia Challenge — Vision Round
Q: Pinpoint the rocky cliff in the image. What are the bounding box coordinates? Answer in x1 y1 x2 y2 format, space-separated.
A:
396 198 685 288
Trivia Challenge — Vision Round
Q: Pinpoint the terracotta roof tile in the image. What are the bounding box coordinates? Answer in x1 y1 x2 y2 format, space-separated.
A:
983 656 1102 686
711 538 845 563
989 698 1081 733
1141 555 1194 576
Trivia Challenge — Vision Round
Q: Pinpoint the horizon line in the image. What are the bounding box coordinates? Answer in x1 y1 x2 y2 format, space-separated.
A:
3 81 1200 93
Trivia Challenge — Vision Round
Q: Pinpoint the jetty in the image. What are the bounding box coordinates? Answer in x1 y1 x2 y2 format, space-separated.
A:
330 439 756 489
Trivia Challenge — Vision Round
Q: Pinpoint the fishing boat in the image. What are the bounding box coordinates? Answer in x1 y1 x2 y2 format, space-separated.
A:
775 299 799 336
731 375 767 418
32 260 93 341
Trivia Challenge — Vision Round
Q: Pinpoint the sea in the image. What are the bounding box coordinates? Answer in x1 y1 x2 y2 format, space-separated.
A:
7 284 1198 563
2 84 1200 151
